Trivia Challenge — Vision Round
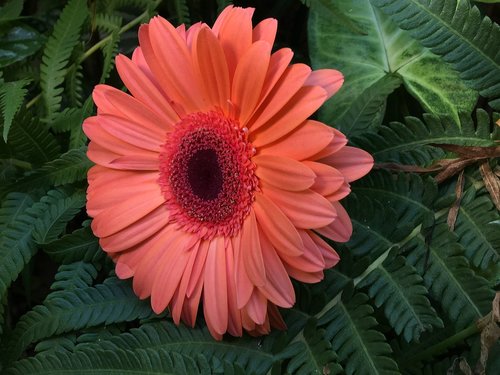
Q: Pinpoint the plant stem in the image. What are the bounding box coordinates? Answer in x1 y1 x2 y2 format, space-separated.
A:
7 158 32 170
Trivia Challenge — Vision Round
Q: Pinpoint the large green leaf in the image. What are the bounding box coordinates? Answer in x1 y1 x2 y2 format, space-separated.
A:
0 25 44 68
308 0 477 135
369 0 500 110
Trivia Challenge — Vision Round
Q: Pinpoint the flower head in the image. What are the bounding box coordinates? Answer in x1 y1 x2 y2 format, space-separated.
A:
83 6 373 339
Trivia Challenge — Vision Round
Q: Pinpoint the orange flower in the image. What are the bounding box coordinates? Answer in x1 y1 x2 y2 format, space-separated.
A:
83 6 373 339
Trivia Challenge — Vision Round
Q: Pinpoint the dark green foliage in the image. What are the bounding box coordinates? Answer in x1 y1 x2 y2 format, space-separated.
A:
49 262 98 292
43 226 103 264
40 0 88 121
0 78 31 141
369 0 500 109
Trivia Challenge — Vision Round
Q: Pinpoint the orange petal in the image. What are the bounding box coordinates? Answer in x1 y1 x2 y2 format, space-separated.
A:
240 210 266 287
248 63 311 132
108 154 159 170
285 265 324 283
280 229 325 272
253 18 277 45
245 289 267 325
258 230 295 307
254 193 303 257
87 142 158 171
258 120 333 161
115 54 179 125
203 237 229 335
320 146 374 183
231 41 271 124
261 185 337 229
182 264 204 327
309 231 340 268
186 240 210 298
315 201 353 243
251 86 327 147
268 304 287 330
254 154 315 191
303 161 345 196
305 69 343 99
325 182 351 202
99 205 168 253
225 242 243 336
213 6 255 78
232 233 254 308
311 128 348 160
192 27 230 111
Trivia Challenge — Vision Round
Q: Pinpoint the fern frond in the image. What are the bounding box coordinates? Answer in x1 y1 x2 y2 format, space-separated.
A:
353 171 437 225
404 223 493 329
342 195 414 258
357 254 443 342
83 320 279 374
94 13 123 34
7 147 92 193
286 319 343 374
6 348 227 375
40 0 88 121
0 192 34 231
173 0 190 25
0 0 23 22
454 187 500 269
2 277 153 365
32 189 86 244
318 292 400 374
50 107 83 133
216 0 233 12
43 226 103 264
49 262 98 293
6 113 61 165
0 79 30 142
369 0 500 109
352 110 498 166
66 62 84 108
100 30 120 83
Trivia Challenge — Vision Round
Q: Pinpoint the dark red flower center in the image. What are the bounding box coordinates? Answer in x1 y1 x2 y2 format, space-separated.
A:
158 111 257 239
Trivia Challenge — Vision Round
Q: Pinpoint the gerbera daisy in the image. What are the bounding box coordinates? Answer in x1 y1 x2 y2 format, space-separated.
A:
83 5 373 339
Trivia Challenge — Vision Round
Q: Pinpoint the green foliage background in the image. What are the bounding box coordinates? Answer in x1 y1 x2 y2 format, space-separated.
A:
0 0 499 373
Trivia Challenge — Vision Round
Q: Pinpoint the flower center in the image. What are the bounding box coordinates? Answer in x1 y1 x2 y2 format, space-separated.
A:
158 111 257 239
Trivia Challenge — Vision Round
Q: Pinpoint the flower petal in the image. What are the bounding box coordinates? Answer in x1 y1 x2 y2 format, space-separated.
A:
232 233 254 308
320 146 374 182
254 193 303 257
309 231 340 268
245 289 267 325
305 69 343 99
203 237 229 336
254 154 315 191
315 201 353 243
225 242 243 336
303 161 345 196
253 18 277 45
258 120 333 161
239 210 266 287
231 41 271 124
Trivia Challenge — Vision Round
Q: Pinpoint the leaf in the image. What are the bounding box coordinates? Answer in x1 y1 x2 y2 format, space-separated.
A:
369 0 500 110
0 25 44 68
0 0 23 22
43 226 103 264
286 319 343 375
357 254 443 343
318 292 400 374
404 223 494 329
40 0 88 121
453 187 500 269
2 277 154 365
31 189 86 245
0 192 34 232
49 262 98 293
5 348 224 375
6 147 92 194
308 0 477 135
0 78 30 141
352 110 498 166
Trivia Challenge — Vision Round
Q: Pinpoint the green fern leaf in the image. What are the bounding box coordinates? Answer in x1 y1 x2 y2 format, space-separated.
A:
404 223 493 329
40 0 88 121
66 62 84 108
5 113 61 165
369 0 500 109
43 226 103 264
2 277 153 365
0 0 23 22
50 107 83 133
32 189 86 245
357 254 443 342
216 0 233 12
286 319 343 374
83 320 279 374
94 13 123 34
0 192 34 231
352 110 498 166
100 30 120 83
0 79 30 142
49 262 98 293
7 147 92 193
5 348 224 375
318 292 400 374
353 171 437 225
454 187 500 269
173 0 190 25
